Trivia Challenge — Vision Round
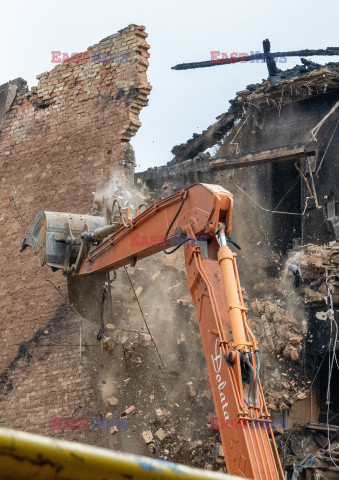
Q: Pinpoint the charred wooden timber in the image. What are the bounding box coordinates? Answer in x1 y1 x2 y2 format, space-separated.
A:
263 39 279 77
210 144 317 171
172 47 339 70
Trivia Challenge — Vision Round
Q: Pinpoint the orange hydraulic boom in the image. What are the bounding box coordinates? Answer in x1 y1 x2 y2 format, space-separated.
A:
22 183 284 480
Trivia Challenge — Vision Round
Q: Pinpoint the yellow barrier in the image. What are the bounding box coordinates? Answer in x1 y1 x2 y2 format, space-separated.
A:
0 428 243 480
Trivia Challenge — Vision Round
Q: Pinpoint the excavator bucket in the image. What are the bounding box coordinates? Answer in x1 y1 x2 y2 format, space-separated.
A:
21 211 107 272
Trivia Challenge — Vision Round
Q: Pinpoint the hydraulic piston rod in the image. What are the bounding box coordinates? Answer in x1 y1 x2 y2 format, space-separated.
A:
217 227 248 351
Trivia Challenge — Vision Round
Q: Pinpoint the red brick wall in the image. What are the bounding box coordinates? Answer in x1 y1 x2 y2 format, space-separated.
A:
0 24 150 444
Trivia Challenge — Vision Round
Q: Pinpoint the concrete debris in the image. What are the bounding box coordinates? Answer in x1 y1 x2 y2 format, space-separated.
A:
201 389 212 399
122 405 135 416
283 345 299 361
189 440 202 452
134 286 143 298
156 408 170 425
150 271 160 282
249 300 302 359
155 428 167 441
176 333 187 359
107 396 119 407
142 430 154 444
286 244 339 305
243 243 339 416
281 395 293 409
176 295 193 307
100 336 114 352
216 443 225 464
106 412 119 435
303 443 339 479
304 287 325 303
296 391 308 401
186 381 196 398
286 332 304 345
147 442 157 455
131 356 142 366
138 333 152 346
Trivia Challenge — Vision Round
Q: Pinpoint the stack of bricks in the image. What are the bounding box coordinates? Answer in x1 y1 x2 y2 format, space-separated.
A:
0 24 151 444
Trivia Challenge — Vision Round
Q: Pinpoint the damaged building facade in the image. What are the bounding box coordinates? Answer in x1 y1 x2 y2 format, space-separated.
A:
0 25 151 445
0 23 338 480
136 59 339 478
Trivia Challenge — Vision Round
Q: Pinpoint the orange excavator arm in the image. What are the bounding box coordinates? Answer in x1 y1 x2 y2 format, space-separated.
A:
22 183 284 480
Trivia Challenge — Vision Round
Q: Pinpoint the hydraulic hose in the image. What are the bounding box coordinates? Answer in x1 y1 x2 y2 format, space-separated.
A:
163 190 195 254
253 351 260 407
245 353 255 406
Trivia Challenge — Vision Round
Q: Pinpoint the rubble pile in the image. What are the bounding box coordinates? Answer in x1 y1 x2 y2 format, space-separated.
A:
246 298 309 412
303 442 339 480
275 427 339 479
285 244 339 305
236 65 339 108
245 243 338 413
250 299 303 359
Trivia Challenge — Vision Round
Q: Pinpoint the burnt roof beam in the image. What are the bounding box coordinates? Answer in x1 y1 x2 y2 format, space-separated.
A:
210 144 317 171
172 47 339 71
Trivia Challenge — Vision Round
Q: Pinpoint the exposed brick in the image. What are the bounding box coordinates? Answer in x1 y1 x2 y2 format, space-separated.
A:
0 24 150 446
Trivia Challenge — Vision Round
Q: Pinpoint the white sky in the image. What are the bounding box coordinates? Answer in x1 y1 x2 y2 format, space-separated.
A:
1 0 338 171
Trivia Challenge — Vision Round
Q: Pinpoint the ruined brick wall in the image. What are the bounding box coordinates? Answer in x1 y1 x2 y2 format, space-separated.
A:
0 24 151 444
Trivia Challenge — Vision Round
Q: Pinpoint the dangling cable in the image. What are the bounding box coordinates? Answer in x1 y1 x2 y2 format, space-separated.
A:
326 274 339 467
124 266 166 370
